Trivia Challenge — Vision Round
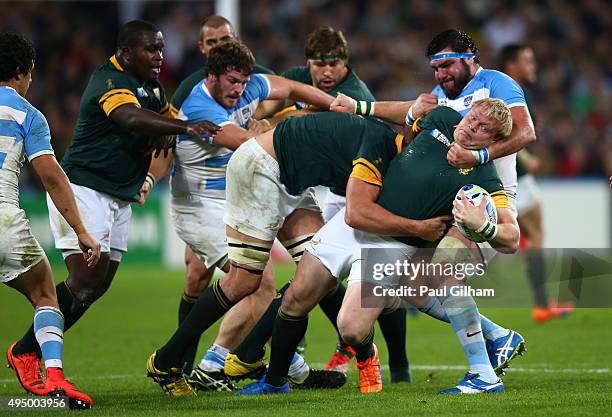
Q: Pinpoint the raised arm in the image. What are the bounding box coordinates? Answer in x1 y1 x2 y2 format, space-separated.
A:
330 92 439 126
265 75 333 110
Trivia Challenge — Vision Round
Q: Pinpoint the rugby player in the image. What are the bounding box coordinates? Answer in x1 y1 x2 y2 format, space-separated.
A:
277 26 410 379
7 20 220 394
1 33 101 409
331 29 534 370
236 99 519 395
140 15 276 380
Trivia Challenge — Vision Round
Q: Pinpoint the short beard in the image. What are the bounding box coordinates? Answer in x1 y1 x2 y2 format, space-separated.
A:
441 59 472 99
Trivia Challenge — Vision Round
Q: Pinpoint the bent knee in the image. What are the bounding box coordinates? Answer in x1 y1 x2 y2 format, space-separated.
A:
338 320 371 346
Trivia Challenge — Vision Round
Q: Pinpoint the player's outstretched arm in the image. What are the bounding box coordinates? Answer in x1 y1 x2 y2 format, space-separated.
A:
452 192 519 253
330 93 439 126
109 104 221 138
206 123 268 151
345 178 451 240
265 75 334 111
31 155 101 267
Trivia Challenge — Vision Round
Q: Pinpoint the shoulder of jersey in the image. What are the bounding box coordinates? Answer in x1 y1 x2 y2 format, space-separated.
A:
477 68 513 82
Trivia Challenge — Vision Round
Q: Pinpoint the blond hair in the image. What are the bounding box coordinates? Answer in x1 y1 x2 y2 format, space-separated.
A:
472 98 513 139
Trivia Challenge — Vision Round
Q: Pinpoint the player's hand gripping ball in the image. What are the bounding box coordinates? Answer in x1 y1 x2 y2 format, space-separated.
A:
453 184 497 242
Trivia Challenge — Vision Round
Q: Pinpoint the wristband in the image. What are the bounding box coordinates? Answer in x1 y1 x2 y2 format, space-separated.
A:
471 147 490 165
406 105 416 126
475 217 498 241
73 222 87 235
145 173 156 188
356 101 375 116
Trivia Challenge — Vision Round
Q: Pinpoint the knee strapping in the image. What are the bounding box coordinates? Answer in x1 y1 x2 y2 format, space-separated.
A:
281 234 314 263
432 236 482 281
227 237 273 272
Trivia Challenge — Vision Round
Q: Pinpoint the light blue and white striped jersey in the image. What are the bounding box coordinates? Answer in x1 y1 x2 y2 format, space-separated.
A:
431 67 527 197
171 73 271 199
0 86 54 206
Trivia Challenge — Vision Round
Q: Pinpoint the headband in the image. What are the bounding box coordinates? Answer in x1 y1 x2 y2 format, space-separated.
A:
308 55 344 61
429 52 475 62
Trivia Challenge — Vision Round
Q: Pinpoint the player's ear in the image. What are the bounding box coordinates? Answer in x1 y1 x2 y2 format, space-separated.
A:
121 47 131 62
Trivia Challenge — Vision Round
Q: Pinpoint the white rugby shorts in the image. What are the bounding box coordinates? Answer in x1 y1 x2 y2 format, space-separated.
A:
171 194 228 268
305 208 417 287
516 174 541 215
47 183 131 254
322 190 346 223
0 205 45 283
224 138 320 242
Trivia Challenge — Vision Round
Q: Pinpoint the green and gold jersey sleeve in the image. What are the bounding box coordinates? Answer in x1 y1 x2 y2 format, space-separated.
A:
471 164 509 209
94 56 168 118
350 133 403 187
62 56 170 202
96 56 141 116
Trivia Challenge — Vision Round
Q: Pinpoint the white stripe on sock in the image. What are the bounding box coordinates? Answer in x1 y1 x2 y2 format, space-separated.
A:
34 326 63 344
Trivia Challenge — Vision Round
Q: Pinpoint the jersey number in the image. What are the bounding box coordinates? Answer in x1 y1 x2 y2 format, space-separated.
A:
0 136 16 169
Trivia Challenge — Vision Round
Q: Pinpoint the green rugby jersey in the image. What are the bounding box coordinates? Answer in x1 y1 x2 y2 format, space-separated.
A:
170 63 275 116
273 112 402 196
281 66 375 102
62 55 170 202
376 106 509 246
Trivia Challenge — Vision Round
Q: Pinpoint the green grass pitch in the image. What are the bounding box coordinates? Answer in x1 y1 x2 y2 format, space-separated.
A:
0 263 610 416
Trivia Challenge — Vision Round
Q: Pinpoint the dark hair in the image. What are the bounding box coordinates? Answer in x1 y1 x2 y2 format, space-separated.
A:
117 20 160 49
426 29 480 64
498 44 529 71
305 26 349 60
0 33 36 82
205 40 255 76
202 15 233 30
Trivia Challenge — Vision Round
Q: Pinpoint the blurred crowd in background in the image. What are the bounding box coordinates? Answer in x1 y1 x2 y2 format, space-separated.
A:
2 0 610 183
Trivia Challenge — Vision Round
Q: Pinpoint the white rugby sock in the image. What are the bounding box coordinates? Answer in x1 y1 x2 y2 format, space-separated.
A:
287 353 310 383
199 344 229 372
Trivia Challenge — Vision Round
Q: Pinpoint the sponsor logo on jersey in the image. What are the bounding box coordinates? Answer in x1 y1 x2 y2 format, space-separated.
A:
463 95 473 107
241 106 252 119
106 78 114 90
136 87 148 98
430 129 451 147
459 168 474 175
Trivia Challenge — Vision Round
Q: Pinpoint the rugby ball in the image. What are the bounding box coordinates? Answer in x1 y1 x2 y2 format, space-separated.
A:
454 184 497 243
